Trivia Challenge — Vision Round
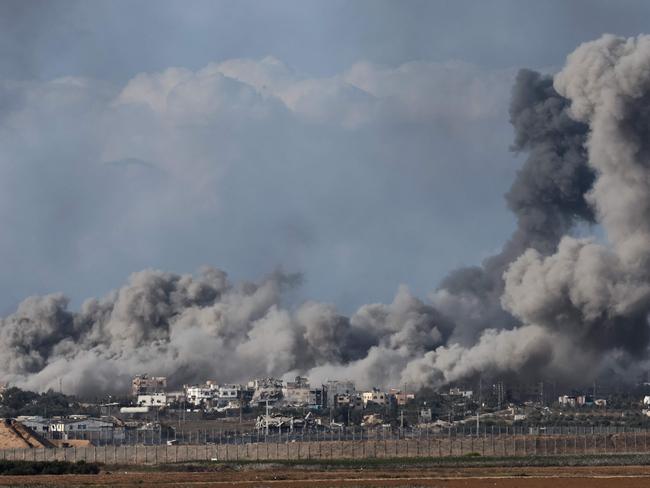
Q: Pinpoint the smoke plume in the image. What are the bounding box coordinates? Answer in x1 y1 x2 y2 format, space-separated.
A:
430 68 594 346
5 34 650 395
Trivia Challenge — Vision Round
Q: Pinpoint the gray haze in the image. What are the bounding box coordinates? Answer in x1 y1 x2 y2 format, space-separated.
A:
7 34 650 394
4 0 650 314
3 2 650 394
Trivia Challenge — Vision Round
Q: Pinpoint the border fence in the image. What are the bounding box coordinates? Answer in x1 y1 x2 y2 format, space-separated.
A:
4 425 650 464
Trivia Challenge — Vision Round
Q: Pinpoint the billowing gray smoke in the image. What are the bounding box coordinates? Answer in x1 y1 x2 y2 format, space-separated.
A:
431 68 594 345
5 34 650 395
0 268 453 395
504 34 650 355
404 34 650 388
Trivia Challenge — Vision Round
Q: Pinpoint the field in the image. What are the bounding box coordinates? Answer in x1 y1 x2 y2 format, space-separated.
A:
3 457 650 487
1 464 650 487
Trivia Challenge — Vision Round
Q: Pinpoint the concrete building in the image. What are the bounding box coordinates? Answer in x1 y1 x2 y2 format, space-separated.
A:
217 384 241 400
326 380 355 407
449 387 473 398
131 374 167 397
558 395 587 407
419 408 432 423
362 388 389 407
185 385 214 406
15 416 49 434
282 376 316 406
165 391 185 404
388 388 415 406
250 377 284 406
136 393 167 408
17 416 119 440
333 393 363 409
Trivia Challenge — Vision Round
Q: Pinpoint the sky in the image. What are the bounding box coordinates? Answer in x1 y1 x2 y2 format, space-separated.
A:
0 0 649 315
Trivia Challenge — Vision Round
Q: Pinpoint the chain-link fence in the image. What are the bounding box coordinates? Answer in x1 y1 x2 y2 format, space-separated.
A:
4 426 650 464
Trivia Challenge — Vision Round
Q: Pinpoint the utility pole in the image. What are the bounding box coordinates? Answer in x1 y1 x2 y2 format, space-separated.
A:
239 386 243 424
265 399 270 437
401 382 408 430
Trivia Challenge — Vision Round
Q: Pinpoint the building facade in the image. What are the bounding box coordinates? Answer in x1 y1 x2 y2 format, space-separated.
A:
131 374 167 397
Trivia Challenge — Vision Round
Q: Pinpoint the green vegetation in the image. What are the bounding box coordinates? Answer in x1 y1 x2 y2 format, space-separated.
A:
0 387 89 417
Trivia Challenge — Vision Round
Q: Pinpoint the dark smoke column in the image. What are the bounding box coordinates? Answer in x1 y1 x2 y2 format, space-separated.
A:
432 69 594 345
504 34 650 360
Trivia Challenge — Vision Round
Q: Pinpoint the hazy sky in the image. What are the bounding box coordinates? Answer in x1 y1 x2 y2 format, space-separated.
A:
0 0 648 314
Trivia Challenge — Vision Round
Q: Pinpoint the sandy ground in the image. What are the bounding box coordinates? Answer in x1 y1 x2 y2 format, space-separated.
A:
3 465 650 487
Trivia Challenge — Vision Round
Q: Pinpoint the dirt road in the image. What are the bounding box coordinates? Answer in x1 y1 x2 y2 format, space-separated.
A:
2 465 650 487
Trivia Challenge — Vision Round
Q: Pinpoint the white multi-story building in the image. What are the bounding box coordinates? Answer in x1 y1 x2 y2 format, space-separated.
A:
185 385 214 406
217 384 241 400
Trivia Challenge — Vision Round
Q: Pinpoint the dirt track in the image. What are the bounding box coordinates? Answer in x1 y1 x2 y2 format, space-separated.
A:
3 465 650 487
